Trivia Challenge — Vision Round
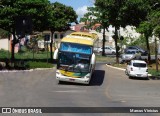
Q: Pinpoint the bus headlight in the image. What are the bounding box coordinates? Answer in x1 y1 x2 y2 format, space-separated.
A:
56 71 60 75
85 73 91 78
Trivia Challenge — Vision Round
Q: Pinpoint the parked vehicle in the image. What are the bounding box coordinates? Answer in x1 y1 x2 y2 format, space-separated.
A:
121 50 141 62
125 60 148 79
93 47 101 52
124 46 148 56
96 46 116 55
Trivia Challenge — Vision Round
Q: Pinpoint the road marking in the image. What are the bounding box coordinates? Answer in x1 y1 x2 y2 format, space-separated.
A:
52 90 86 93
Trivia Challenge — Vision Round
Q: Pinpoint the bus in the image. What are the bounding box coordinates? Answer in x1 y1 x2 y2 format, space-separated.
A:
53 32 99 84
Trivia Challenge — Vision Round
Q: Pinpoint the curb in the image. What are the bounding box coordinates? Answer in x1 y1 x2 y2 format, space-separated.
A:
106 64 125 71
0 67 55 73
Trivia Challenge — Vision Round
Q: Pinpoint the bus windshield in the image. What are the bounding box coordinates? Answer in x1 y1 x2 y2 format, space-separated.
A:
60 42 92 55
58 52 91 73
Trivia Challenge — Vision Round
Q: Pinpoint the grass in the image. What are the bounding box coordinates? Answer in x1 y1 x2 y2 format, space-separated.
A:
0 49 54 69
96 55 116 62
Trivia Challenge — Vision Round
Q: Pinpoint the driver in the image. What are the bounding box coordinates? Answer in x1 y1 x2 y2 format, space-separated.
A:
75 59 89 69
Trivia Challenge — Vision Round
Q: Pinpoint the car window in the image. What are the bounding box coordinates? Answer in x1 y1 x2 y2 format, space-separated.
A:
126 51 131 54
131 51 135 54
133 63 146 67
127 51 135 54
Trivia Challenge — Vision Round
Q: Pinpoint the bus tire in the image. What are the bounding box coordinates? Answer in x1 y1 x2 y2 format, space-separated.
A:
58 80 63 84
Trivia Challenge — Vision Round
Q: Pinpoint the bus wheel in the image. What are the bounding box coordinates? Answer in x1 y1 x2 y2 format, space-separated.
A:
58 81 63 84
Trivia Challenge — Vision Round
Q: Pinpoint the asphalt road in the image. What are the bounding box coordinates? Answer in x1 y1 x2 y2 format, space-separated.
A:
0 63 160 116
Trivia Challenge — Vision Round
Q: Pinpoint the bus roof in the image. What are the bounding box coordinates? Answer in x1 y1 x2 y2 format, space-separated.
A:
61 32 98 46
61 36 94 46
70 32 98 41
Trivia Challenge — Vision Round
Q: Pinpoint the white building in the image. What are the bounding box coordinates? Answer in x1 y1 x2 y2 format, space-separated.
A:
90 25 141 48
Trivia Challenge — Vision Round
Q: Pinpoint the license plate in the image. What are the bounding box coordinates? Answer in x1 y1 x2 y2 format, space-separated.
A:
137 74 142 76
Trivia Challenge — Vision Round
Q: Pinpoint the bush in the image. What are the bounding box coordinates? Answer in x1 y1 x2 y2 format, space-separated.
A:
26 61 54 69
148 69 160 76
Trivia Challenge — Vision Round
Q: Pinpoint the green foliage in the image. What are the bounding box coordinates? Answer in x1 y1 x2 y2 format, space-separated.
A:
48 2 77 31
0 49 8 59
137 21 153 38
150 10 160 38
128 35 146 47
148 69 160 76
0 28 9 38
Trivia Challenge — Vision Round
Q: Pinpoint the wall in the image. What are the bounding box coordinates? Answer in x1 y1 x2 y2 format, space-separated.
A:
0 38 10 50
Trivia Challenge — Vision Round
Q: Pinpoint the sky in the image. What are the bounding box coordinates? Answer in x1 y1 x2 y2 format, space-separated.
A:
49 0 94 20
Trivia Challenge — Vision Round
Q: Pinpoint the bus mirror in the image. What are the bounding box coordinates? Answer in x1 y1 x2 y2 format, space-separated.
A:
58 43 60 48
53 49 58 59
90 53 96 65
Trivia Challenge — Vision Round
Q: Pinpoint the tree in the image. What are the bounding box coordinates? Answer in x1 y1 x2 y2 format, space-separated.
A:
47 2 77 61
94 0 150 63
148 1 160 71
136 0 160 63
80 6 110 56
137 21 153 62
0 0 50 61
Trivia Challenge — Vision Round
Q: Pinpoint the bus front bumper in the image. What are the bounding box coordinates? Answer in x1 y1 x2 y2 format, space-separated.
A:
56 71 91 84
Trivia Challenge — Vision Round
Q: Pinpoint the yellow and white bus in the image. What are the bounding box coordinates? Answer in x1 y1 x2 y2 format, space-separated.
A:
53 32 98 84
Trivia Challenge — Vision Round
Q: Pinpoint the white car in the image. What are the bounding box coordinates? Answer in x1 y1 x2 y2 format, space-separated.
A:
96 46 116 55
125 60 148 79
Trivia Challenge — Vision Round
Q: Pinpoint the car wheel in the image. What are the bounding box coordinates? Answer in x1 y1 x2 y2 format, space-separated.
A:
145 76 149 80
58 81 63 84
125 69 128 75
112 52 116 55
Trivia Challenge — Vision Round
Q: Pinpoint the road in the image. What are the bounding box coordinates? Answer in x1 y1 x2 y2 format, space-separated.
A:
0 63 160 116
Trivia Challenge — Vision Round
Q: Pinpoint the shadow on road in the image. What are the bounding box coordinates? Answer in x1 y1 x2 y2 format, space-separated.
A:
58 70 105 86
89 70 105 86
129 77 149 81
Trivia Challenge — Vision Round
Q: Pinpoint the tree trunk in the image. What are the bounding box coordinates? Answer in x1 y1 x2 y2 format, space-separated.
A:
50 30 54 62
155 36 158 72
115 26 119 64
102 27 105 56
145 35 151 62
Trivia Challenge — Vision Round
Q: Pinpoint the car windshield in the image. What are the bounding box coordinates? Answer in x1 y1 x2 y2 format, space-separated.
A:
58 52 90 73
133 63 146 67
